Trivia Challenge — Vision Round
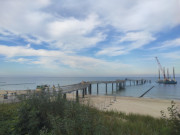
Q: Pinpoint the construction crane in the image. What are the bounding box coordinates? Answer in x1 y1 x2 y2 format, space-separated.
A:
155 57 166 79
173 67 176 81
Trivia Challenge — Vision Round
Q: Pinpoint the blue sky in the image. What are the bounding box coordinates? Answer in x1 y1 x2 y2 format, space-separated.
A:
0 0 180 77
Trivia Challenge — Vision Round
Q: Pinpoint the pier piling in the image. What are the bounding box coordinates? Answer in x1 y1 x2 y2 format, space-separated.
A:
106 83 107 94
76 90 79 102
82 89 85 98
63 94 66 99
97 83 99 95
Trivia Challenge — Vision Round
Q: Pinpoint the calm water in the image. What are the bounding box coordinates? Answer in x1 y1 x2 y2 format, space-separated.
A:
0 77 180 100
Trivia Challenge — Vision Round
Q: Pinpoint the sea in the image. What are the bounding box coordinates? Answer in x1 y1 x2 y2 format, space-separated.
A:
0 77 180 100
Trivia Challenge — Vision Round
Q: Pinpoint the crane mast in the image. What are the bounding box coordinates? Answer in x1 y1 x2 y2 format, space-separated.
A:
173 67 176 80
155 57 166 79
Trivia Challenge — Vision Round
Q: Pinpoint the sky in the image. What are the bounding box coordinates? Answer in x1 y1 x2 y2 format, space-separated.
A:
0 0 180 77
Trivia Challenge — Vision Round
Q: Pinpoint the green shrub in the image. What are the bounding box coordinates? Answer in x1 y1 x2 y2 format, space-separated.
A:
0 91 174 135
0 103 19 135
161 101 180 135
15 92 106 135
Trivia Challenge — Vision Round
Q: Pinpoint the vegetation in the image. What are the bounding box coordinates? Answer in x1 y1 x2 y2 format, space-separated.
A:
161 101 180 135
0 92 179 135
0 103 19 134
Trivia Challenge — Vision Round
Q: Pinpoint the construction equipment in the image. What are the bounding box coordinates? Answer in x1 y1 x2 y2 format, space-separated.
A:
155 57 177 84
155 57 166 79
173 67 176 81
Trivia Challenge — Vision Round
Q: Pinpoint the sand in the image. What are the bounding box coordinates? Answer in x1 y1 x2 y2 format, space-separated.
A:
90 96 180 118
0 90 29 96
66 94 180 118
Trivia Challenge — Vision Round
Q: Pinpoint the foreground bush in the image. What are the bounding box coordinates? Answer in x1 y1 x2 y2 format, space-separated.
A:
0 103 19 134
161 101 180 135
15 92 105 135
0 92 173 135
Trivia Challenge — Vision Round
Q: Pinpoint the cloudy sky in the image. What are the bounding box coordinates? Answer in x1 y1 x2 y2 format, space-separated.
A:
0 0 180 77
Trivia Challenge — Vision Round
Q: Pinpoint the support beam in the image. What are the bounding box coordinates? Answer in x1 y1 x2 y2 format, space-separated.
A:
106 83 107 94
119 83 122 90
87 84 91 95
89 84 92 94
97 83 99 95
76 90 79 102
63 93 66 99
85 88 87 95
82 89 85 98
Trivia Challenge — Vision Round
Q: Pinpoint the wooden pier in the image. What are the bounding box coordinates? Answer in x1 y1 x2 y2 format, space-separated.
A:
59 79 150 101
0 79 151 103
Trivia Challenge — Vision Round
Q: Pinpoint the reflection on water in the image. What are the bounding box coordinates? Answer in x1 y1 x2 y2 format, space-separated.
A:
0 77 179 100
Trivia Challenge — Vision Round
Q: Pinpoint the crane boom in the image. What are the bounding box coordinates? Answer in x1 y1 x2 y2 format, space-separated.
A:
155 57 166 79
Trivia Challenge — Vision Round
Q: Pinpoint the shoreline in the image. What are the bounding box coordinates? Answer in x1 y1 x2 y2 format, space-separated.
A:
1 89 180 101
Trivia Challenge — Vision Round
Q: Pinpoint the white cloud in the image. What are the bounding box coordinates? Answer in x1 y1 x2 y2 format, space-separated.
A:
9 58 32 63
0 0 179 53
97 31 155 56
48 14 100 37
90 0 180 32
97 46 127 56
0 45 130 72
0 0 180 76
47 14 105 50
161 51 180 59
151 37 180 50
0 1 104 50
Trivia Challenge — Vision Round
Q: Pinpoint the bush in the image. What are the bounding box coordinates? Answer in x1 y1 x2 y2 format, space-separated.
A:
0 91 174 135
0 103 19 135
161 101 180 135
15 92 105 135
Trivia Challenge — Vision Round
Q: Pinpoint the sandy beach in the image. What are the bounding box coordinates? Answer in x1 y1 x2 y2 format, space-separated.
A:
0 90 30 96
66 93 180 118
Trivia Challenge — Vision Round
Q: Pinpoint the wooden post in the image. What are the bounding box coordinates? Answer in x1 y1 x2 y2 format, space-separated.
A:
112 83 113 92
63 93 66 99
106 83 107 94
119 83 121 90
130 81 131 86
85 87 87 95
97 83 99 95
89 84 92 94
76 90 79 102
82 89 85 98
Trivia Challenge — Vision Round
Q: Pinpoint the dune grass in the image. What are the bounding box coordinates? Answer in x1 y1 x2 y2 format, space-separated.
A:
0 91 178 135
